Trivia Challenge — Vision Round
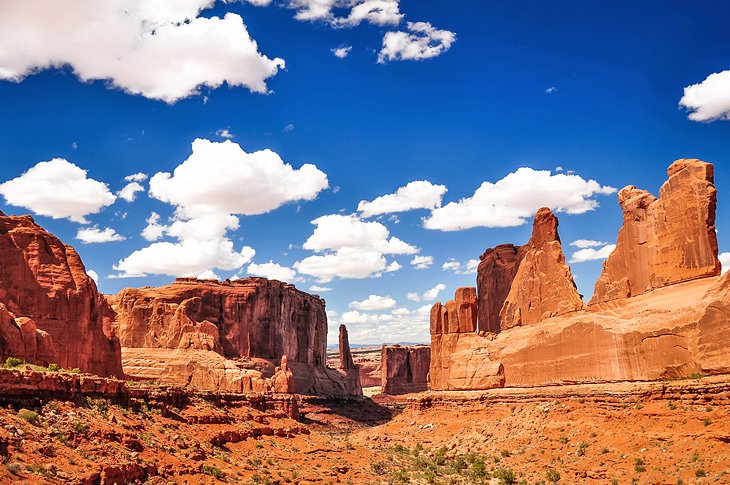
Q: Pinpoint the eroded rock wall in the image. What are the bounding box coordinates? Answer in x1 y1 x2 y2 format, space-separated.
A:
0 212 123 377
112 278 327 366
500 208 584 328
113 278 359 395
476 244 521 334
381 345 431 395
591 159 720 304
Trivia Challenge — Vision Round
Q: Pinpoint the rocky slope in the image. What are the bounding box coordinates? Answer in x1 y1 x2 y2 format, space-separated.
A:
0 212 123 377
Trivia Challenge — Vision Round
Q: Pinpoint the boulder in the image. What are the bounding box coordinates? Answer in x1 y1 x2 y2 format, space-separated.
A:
591 159 720 303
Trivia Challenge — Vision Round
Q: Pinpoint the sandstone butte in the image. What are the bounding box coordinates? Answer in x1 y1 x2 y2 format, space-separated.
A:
431 158 729 391
111 278 362 396
0 211 123 378
591 158 720 303
0 210 360 396
380 345 431 395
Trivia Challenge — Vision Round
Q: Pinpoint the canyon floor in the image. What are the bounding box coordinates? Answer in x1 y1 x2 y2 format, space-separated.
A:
1 375 729 484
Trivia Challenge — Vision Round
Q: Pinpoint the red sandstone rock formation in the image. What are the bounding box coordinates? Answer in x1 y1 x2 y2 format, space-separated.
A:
273 355 296 394
476 244 521 333
429 287 477 335
380 345 431 394
429 159 727 390
591 159 720 304
112 278 327 365
337 324 362 395
430 287 505 390
0 212 122 377
113 278 360 396
338 324 355 370
500 208 584 328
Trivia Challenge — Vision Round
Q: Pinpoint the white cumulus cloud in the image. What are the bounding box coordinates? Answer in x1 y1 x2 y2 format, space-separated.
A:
114 239 255 278
118 182 145 202
378 22 456 63
441 258 479 274
679 70 730 122
247 261 299 282
301 214 417 255
570 239 608 249
288 0 401 26
569 244 616 264
407 283 445 302
149 139 329 218
411 255 433 270
310 285 332 293
124 172 147 183
295 214 416 282
358 180 447 217
76 226 125 244
0 158 116 223
331 46 352 58
423 167 616 231
0 0 284 102
86 270 99 284
349 294 396 311
295 248 387 283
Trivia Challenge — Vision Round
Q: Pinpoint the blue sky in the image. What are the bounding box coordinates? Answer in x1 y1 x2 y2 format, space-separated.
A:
0 1 729 344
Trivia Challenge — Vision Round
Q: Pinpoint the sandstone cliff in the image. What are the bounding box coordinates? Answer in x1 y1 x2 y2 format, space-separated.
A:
381 345 431 395
430 288 505 391
112 278 327 365
113 278 360 396
430 159 727 391
476 244 520 333
591 159 720 303
0 212 123 377
500 208 584 328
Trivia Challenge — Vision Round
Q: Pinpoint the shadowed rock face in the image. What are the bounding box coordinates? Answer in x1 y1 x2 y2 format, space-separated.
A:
337 324 362 395
381 345 431 394
500 208 584 329
0 213 123 377
591 159 720 304
112 278 328 366
476 244 521 334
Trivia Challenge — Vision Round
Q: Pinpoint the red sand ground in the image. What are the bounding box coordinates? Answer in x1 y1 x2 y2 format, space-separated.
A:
1 376 728 484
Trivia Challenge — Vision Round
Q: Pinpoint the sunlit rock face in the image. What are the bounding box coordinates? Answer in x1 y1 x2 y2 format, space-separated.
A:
0 212 123 377
591 159 720 304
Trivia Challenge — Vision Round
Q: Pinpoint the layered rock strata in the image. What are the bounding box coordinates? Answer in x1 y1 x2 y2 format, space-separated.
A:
113 278 360 396
112 278 327 365
431 159 728 390
476 244 520 333
591 159 720 303
0 212 123 377
381 345 431 395
500 208 584 328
